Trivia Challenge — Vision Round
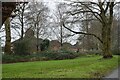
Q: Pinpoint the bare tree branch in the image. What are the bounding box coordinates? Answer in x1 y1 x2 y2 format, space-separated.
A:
62 22 103 44
80 2 103 23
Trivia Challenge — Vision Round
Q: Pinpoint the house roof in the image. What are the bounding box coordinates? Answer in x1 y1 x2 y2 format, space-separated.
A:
50 40 60 44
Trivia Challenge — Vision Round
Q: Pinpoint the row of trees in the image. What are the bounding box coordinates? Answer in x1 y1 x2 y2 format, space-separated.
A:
1 1 120 58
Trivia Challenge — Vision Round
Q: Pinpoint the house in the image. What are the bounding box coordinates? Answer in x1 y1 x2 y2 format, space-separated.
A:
49 40 61 51
62 42 72 50
48 41 80 52
62 42 80 52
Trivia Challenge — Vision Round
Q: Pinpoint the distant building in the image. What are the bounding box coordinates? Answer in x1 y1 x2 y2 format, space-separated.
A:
49 41 80 52
62 42 79 52
49 40 61 51
62 42 72 50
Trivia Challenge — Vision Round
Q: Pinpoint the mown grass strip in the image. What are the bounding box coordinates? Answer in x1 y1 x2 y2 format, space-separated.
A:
2 55 119 78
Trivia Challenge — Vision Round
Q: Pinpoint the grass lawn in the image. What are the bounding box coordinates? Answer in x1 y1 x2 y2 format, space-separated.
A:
2 55 119 78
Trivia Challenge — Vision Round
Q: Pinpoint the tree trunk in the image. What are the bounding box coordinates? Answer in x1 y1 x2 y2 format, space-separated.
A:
102 24 113 58
21 8 24 39
36 33 39 52
21 17 24 39
36 24 39 52
4 18 12 54
60 25 63 47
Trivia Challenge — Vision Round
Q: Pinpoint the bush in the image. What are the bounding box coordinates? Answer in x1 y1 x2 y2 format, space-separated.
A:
112 49 120 55
55 52 79 60
40 39 50 51
83 50 102 55
3 54 34 63
40 50 81 60
13 39 30 55
2 50 81 63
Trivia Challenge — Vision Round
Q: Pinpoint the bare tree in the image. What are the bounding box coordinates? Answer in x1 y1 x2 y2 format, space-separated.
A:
56 3 66 47
25 1 49 52
50 3 78 47
62 1 120 58
11 2 28 39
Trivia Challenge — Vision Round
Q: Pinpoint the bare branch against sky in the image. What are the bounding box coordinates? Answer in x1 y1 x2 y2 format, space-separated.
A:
0 0 119 2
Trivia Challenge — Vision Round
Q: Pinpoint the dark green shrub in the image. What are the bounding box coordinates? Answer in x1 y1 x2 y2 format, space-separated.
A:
40 39 50 51
2 50 81 63
85 50 102 55
2 54 22 63
39 50 80 60
112 49 120 55
55 52 80 60
13 39 30 55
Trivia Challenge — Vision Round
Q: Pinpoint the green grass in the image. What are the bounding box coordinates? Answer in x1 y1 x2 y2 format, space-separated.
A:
2 55 119 78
